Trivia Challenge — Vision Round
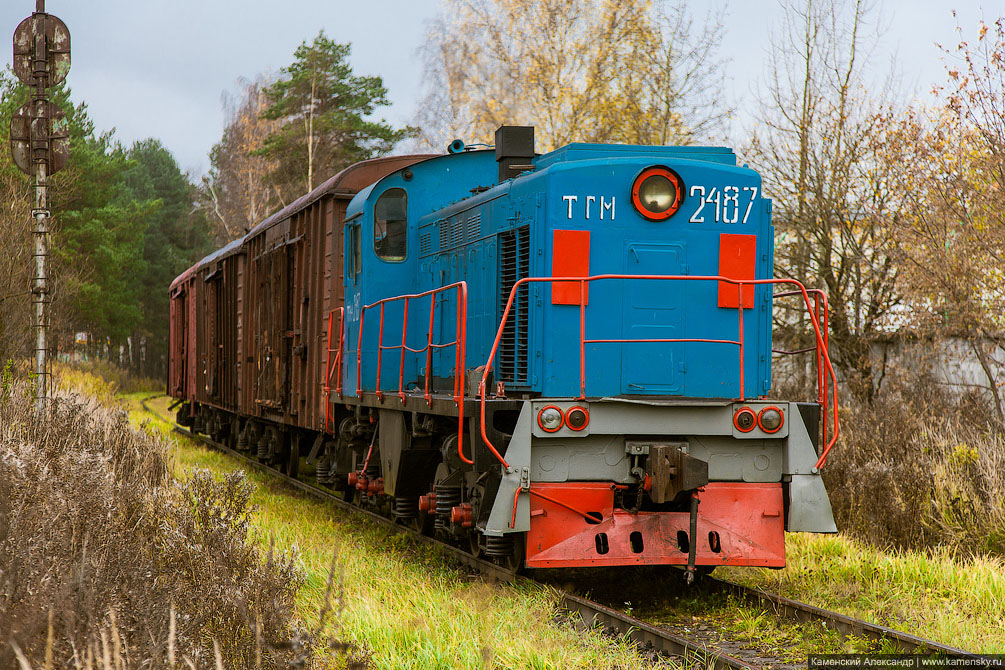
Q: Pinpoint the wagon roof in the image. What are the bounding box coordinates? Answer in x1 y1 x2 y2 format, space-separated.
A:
194 236 244 272
244 154 437 241
168 265 196 291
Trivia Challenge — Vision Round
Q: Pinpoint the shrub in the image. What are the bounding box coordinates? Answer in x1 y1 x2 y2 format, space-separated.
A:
819 365 1005 556
0 383 313 669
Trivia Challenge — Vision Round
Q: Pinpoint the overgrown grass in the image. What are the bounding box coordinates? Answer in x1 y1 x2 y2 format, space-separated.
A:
128 393 671 669
53 359 162 400
743 364 1005 653
109 365 1005 660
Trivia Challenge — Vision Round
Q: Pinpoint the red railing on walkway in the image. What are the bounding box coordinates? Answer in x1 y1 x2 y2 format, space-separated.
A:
773 289 833 459
354 282 472 464
323 307 345 432
478 275 839 472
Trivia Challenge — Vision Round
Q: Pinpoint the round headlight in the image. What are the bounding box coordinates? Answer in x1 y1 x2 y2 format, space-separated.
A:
566 406 589 431
631 167 683 221
639 175 675 212
538 406 564 432
758 407 784 433
733 407 756 433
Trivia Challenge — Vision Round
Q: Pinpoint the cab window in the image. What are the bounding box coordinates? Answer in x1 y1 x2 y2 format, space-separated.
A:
374 188 407 262
348 220 361 282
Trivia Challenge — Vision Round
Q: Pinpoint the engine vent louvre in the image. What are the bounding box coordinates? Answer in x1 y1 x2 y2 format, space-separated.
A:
438 219 450 250
466 213 482 240
498 225 530 387
451 217 465 247
420 233 432 256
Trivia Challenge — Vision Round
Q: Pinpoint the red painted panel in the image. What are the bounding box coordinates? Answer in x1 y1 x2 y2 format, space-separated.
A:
552 229 590 305
718 233 756 309
526 482 785 568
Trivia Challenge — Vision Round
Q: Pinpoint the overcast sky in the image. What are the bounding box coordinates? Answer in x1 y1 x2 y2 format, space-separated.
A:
0 1 997 178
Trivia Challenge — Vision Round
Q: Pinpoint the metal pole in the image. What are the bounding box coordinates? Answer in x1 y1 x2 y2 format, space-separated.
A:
11 2 69 415
33 169 49 413
32 8 50 414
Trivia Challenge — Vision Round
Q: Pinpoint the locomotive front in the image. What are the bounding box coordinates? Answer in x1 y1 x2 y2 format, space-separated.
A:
337 126 837 578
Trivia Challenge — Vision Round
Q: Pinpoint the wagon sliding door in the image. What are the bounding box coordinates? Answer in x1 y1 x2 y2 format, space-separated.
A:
254 241 296 415
206 271 222 400
169 288 187 397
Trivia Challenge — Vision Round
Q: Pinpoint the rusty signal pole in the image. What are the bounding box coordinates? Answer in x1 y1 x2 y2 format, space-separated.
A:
10 0 70 413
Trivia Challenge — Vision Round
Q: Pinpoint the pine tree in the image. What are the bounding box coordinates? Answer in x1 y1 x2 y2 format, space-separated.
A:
259 31 413 201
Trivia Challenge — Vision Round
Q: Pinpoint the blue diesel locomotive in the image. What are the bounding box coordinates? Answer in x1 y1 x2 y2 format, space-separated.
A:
170 126 838 578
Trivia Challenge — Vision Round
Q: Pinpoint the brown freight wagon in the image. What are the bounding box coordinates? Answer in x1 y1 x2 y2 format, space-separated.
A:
170 156 432 451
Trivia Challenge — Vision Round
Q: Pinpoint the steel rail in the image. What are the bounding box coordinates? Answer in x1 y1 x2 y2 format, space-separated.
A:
143 398 979 665
143 399 770 667
560 592 756 670
190 417 753 669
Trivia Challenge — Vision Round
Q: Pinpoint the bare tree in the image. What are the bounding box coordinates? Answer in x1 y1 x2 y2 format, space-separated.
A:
880 17 1005 421
200 77 282 243
749 0 906 399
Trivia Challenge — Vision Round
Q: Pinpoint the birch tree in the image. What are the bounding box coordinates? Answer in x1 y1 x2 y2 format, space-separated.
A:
202 77 281 241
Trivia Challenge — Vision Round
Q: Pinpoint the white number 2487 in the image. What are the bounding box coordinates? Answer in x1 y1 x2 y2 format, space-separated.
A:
688 186 758 224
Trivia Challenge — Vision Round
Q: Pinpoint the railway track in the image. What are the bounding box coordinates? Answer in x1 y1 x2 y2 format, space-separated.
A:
142 396 981 667
706 579 977 657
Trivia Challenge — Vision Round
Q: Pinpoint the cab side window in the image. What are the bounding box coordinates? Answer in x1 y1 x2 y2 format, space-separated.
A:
348 221 362 282
374 188 407 262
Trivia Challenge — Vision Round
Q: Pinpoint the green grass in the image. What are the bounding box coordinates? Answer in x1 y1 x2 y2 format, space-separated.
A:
123 394 671 669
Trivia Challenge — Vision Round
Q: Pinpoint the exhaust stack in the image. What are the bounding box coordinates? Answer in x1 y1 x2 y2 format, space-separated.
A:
495 125 535 183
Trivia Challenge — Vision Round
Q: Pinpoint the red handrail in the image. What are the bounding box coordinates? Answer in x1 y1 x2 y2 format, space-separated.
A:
323 307 345 432
774 288 832 453
479 275 839 472
355 282 471 465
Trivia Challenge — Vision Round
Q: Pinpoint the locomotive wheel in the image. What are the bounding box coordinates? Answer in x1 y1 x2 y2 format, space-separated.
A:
411 511 433 536
468 531 484 558
501 534 525 572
